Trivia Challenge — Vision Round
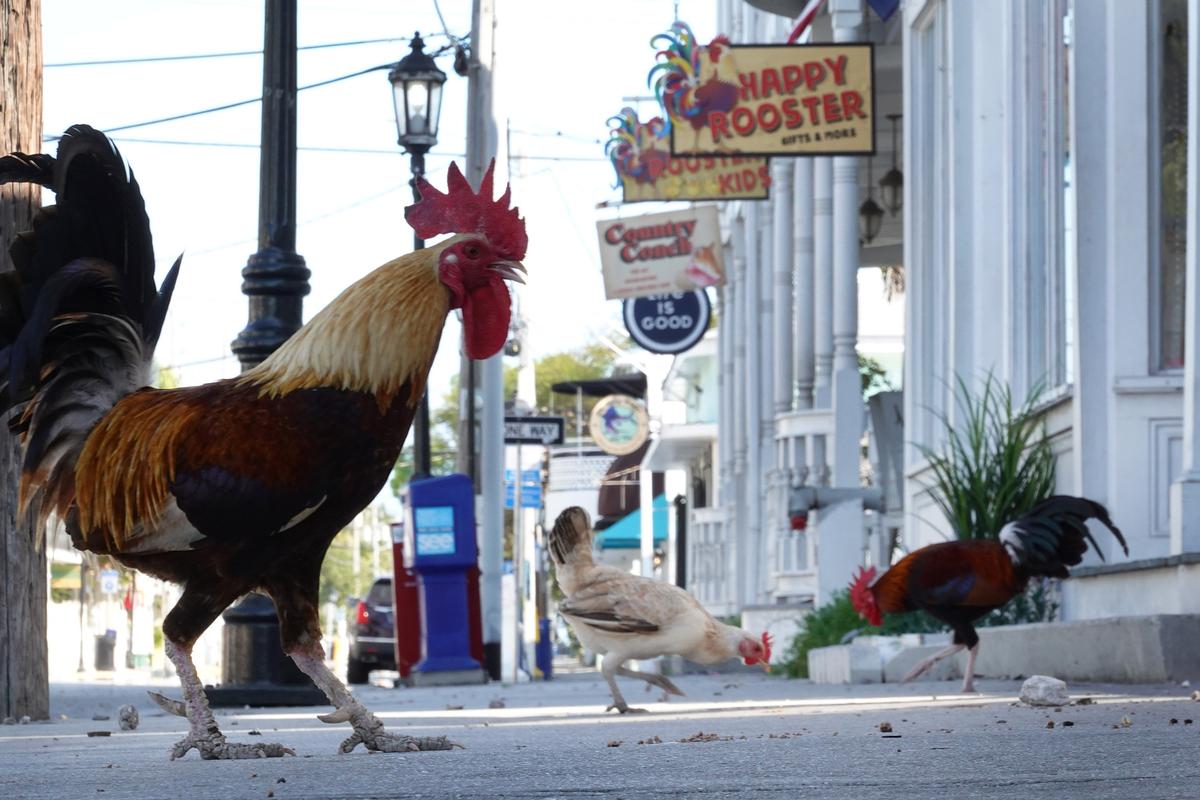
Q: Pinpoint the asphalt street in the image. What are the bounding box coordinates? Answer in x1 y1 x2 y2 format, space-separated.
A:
1 668 1197 799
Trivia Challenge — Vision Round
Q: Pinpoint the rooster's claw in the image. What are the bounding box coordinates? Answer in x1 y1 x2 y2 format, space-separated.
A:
605 704 648 714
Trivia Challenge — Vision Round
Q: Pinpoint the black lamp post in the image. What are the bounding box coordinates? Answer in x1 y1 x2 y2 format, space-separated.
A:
231 0 311 368
212 0 323 707
390 33 447 482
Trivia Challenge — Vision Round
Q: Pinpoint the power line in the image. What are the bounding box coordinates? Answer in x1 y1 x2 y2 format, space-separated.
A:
46 63 390 137
43 41 461 138
103 136 607 161
45 34 442 68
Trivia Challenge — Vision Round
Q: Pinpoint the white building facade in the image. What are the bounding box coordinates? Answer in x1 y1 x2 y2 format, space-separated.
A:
660 0 1200 626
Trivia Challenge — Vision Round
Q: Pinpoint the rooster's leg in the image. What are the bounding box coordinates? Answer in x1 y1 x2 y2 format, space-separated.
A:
160 638 294 760
155 590 293 760
960 644 980 693
266 575 459 754
601 656 647 714
615 665 685 697
288 642 460 753
901 643 965 684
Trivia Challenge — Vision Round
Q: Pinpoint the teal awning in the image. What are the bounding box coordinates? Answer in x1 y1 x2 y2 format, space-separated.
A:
595 495 669 549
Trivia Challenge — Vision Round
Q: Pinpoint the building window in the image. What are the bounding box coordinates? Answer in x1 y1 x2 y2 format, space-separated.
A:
1157 0 1188 371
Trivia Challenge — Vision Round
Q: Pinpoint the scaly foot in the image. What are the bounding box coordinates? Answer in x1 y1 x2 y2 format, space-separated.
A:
605 703 648 714
319 701 460 754
169 731 294 760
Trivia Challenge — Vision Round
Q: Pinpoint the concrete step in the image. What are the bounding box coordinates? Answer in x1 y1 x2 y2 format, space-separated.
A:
809 614 1200 684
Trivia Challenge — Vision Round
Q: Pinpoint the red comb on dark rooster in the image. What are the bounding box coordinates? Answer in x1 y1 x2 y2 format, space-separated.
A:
849 566 881 627
404 160 527 261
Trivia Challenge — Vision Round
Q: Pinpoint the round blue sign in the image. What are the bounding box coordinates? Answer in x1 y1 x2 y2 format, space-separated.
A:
622 290 711 355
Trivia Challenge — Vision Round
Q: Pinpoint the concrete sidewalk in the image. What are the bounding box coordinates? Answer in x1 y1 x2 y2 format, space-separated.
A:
2 670 1198 799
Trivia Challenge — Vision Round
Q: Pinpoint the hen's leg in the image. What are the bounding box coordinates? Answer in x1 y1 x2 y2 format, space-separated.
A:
601 656 646 714
901 643 965 683
266 574 458 754
615 665 685 697
154 591 293 760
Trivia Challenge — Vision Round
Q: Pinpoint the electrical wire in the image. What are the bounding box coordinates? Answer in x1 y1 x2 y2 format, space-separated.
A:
44 41 461 138
45 34 446 68
102 136 607 161
46 64 390 137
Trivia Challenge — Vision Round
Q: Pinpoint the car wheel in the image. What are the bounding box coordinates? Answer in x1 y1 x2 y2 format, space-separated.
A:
346 656 370 685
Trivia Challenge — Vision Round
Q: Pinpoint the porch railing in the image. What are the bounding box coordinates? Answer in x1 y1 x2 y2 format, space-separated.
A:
687 506 736 617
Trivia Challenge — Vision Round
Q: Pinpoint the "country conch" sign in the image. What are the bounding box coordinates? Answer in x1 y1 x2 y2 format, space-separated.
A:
596 205 724 301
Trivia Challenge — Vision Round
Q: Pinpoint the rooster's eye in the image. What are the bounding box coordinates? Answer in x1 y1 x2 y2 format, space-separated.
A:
463 243 481 259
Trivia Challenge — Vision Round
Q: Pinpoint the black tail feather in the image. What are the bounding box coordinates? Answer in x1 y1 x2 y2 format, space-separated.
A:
0 125 176 529
1006 495 1128 578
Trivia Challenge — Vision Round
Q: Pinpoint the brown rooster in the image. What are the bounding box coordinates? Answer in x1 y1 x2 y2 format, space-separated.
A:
849 495 1127 693
0 126 527 759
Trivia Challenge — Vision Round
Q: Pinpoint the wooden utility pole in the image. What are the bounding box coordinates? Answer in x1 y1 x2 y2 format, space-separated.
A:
0 0 46 721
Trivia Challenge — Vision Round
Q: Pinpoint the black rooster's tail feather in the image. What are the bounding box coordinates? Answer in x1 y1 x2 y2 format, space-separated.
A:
0 125 179 527
1002 495 1128 578
548 506 595 567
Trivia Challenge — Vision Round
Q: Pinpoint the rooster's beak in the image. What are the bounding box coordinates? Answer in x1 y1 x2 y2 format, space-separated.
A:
491 261 526 284
760 662 771 673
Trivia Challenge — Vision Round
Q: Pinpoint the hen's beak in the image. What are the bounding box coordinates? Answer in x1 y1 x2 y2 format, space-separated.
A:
491 260 527 284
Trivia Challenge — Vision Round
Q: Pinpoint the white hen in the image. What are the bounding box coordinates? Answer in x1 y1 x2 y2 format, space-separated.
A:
549 507 772 713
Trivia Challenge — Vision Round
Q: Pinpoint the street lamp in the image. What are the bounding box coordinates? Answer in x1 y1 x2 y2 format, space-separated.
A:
879 113 904 216
390 32 447 480
859 155 885 246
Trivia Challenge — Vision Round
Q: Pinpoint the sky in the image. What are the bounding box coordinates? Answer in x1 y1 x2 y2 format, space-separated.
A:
41 0 719 398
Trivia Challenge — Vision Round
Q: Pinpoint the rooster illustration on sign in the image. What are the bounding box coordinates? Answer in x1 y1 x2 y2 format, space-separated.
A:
649 21 741 153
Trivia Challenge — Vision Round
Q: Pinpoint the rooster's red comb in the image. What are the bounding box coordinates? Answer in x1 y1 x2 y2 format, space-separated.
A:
405 159 527 261
761 631 773 663
848 566 882 627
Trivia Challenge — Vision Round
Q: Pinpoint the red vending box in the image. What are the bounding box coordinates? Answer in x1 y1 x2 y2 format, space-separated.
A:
390 531 423 680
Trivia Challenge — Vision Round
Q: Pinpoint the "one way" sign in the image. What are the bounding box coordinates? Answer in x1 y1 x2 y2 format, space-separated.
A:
504 415 566 445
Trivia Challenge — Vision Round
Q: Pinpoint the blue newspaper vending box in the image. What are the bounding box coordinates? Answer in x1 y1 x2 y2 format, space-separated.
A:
408 474 484 677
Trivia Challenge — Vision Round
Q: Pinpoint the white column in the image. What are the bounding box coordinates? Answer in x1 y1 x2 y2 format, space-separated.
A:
717 283 731 508
742 203 762 607
813 158 834 408
1170 0 1200 555
794 158 816 410
773 160 796 415
731 216 749 605
830 1 863 488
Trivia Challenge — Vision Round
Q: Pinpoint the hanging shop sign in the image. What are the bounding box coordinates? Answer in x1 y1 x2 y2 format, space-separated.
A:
622 290 711 355
597 205 724 300
649 22 874 157
606 107 770 203
589 394 650 456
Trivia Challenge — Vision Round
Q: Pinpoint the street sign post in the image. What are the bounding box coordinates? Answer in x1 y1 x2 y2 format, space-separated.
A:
504 415 566 445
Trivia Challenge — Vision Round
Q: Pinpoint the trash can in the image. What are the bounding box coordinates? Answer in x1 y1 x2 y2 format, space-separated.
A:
205 593 325 707
219 593 312 686
94 630 117 671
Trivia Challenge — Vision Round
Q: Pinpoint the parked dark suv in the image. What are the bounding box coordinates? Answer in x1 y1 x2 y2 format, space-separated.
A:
347 577 396 683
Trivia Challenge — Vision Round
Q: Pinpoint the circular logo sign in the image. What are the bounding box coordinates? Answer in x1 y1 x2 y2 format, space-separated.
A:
622 290 711 355
589 394 649 456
